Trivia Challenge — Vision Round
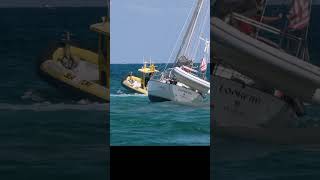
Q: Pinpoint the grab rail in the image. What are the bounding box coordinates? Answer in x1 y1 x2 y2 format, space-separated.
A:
231 12 305 59
232 13 281 35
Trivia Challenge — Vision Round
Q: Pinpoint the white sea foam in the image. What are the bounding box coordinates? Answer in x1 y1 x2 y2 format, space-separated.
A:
110 90 146 97
21 89 44 102
16 89 108 111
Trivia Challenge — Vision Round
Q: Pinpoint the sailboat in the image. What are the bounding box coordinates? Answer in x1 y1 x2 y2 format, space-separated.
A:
147 0 210 104
211 0 320 143
39 17 110 102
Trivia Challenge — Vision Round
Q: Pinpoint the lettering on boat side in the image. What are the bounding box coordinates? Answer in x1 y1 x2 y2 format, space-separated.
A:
80 80 92 87
178 88 192 95
218 84 262 104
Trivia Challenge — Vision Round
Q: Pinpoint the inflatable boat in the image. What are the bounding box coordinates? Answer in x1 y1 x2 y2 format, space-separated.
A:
172 67 210 94
122 62 158 95
39 18 110 102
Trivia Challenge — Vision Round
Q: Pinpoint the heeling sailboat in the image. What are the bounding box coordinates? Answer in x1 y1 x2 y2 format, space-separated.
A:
211 0 320 143
147 0 210 104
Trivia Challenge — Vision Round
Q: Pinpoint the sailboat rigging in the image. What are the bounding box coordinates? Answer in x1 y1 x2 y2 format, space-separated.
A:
147 0 210 104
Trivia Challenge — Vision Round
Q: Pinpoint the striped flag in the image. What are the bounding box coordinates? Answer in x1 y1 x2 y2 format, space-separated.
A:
288 0 310 30
200 58 207 72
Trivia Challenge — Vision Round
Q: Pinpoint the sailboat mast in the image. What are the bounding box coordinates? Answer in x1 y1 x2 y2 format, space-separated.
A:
174 0 204 64
184 0 204 56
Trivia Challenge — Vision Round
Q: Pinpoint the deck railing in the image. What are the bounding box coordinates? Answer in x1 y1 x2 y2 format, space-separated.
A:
230 12 306 59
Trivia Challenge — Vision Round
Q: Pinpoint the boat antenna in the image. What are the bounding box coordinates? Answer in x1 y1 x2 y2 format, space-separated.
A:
192 1 210 63
200 37 210 55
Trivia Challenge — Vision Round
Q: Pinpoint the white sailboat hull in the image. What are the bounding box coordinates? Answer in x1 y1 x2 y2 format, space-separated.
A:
212 76 320 144
212 76 299 129
211 17 320 104
147 80 207 104
172 67 210 94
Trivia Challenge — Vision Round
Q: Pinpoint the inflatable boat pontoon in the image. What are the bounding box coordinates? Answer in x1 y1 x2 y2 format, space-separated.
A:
39 18 110 102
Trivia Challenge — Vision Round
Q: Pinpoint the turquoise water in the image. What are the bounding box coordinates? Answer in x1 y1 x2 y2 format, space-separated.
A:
110 64 210 145
213 105 320 179
0 8 108 179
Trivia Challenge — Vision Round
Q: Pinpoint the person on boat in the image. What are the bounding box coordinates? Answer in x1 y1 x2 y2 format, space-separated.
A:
145 73 151 87
150 64 156 72
236 0 283 36
216 0 282 36
128 72 134 83
132 80 140 88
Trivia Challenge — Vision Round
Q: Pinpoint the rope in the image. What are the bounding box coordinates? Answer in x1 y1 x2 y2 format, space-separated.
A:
192 0 210 62
162 0 196 72
184 0 205 57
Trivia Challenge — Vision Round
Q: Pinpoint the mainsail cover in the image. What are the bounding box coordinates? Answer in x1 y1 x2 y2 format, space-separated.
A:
175 0 204 66
175 0 209 67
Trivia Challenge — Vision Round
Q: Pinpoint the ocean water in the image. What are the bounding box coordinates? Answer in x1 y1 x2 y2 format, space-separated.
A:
212 5 320 180
0 8 108 179
110 64 210 145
